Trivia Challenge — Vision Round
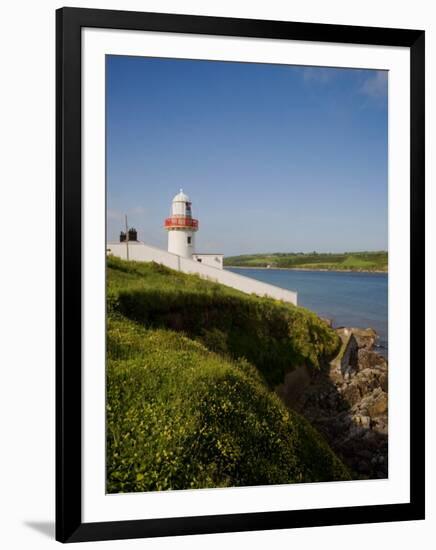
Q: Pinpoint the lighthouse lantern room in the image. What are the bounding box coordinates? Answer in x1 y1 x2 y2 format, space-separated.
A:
165 189 199 258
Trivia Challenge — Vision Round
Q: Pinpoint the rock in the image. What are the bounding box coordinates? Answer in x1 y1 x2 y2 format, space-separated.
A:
366 390 388 417
358 348 387 370
357 449 373 460
330 332 359 377
357 460 371 474
372 417 388 435
279 324 388 481
351 369 385 399
379 372 388 392
359 415 371 428
361 430 377 443
342 383 361 406
350 328 378 350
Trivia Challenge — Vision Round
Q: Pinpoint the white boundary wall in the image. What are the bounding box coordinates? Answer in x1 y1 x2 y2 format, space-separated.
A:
107 242 298 305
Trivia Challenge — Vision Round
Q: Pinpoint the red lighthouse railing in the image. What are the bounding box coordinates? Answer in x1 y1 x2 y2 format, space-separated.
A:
164 216 199 230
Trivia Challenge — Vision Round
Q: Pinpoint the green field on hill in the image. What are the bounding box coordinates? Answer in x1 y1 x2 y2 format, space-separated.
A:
106 256 350 493
224 251 388 272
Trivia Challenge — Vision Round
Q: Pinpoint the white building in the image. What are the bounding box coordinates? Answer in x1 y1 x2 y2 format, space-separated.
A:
165 189 224 269
164 189 197 258
107 190 297 305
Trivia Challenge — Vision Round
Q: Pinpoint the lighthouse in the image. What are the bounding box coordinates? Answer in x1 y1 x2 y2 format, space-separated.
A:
164 189 199 258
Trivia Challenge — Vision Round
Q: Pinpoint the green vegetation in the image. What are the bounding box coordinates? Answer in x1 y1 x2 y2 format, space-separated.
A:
108 256 340 386
107 256 350 493
224 251 388 272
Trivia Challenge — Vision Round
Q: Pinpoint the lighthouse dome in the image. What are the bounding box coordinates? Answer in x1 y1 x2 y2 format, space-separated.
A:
172 189 190 203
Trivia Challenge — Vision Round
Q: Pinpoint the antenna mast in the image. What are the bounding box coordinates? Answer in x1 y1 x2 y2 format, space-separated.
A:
125 214 129 261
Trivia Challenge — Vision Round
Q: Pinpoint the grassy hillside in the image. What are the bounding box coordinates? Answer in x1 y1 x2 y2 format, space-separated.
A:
224 251 388 272
107 256 349 492
108 256 340 386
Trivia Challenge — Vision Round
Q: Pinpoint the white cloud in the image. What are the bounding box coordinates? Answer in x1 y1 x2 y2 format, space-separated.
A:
107 206 146 220
360 71 388 99
130 205 146 215
302 67 332 84
107 209 123 221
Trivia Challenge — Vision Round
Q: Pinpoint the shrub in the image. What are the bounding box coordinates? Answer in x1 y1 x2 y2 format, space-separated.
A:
106 318 350 493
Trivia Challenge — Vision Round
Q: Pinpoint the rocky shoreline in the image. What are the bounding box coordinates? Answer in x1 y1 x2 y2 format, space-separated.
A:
277 326 388 479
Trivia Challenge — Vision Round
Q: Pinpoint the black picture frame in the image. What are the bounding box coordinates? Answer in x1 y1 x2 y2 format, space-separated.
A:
56 7 425 543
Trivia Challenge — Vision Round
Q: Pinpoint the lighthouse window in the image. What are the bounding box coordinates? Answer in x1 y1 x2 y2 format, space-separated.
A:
187 236 192 244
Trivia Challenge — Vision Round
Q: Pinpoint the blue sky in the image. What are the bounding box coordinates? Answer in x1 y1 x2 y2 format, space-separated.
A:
107 56 388 256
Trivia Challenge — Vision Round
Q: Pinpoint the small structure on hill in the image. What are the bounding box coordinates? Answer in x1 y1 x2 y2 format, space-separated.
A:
165 189 223 269
164 189 198 258
120 228 138 243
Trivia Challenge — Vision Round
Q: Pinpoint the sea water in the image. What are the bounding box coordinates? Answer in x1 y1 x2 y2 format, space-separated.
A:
227 268 388 355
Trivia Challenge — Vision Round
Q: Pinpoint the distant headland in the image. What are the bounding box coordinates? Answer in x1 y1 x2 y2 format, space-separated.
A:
224 251 388 273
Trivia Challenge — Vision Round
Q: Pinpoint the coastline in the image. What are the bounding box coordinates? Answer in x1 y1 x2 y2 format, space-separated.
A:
225 265 388 274
283 325 389 479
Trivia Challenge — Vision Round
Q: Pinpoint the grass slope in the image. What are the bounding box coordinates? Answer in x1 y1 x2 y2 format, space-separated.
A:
224 251 388 272
108 256 340 387
107 256 350 492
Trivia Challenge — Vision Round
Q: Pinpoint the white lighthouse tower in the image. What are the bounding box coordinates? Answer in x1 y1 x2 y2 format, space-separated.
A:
164 189 199 258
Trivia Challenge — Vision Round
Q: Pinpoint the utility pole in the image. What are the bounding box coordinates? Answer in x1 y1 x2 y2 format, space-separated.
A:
125 214 129 261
